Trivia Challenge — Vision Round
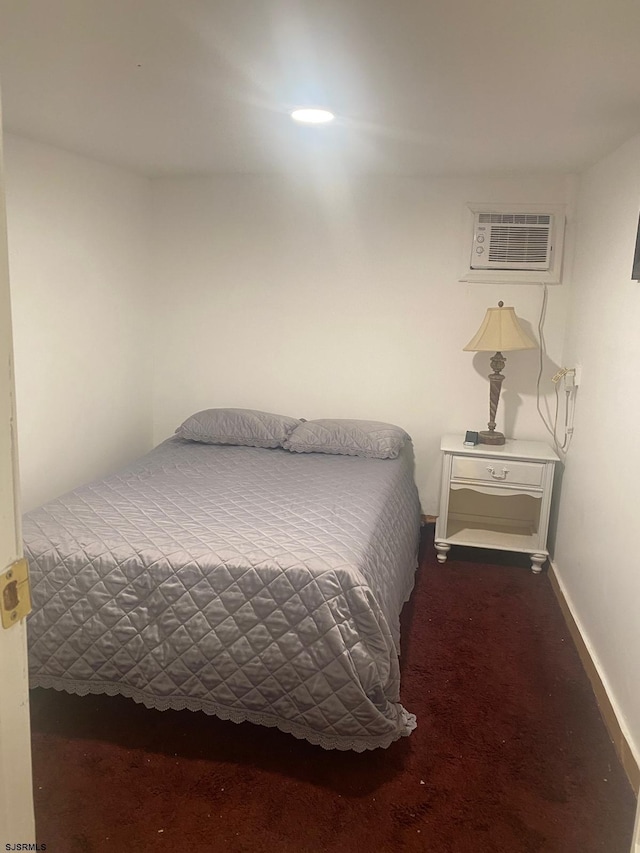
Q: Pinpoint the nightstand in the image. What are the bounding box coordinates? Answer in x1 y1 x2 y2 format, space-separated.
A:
434 435 559 573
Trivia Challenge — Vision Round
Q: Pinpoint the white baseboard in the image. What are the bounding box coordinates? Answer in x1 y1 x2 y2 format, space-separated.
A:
548 559 640 795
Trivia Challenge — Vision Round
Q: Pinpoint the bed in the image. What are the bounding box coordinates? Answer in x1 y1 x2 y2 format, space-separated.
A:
24 413 422 751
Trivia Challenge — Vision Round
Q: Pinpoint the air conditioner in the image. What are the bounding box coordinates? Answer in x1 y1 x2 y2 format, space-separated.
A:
471 212 554 271
460 203 566 285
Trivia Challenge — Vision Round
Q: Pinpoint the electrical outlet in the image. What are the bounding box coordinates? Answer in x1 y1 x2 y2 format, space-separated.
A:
563 366 581 389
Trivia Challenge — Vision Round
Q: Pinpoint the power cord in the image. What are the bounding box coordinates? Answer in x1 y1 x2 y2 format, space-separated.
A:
535 285 575 456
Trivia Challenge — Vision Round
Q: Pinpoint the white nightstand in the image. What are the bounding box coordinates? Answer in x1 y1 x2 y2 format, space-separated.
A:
434 435 559 573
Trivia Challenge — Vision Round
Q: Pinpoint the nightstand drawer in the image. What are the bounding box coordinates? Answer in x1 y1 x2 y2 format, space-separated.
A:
451 456 545 487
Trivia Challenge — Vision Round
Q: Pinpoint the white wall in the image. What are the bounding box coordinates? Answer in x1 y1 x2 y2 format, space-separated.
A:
4 135 153 511
554 133 640 763
151 173 574 512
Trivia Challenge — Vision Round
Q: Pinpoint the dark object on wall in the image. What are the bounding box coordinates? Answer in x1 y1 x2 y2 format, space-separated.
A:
633 214 640 280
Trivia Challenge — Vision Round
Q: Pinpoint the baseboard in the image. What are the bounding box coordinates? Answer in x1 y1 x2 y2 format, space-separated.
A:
548 560 640 795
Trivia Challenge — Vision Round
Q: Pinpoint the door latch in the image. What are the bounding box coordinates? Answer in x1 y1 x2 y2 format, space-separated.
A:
1 558 32 628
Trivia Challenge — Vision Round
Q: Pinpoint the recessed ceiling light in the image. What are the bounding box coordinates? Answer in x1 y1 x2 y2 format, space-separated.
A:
290 108 335 124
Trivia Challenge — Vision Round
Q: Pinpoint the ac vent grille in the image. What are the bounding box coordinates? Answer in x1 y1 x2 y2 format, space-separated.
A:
478 213 551 225
487 226 551 264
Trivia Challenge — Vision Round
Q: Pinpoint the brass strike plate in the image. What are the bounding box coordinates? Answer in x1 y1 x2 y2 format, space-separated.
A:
1 558 32 628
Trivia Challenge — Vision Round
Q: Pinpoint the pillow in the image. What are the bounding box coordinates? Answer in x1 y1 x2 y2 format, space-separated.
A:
283 418 409 459
175 408 301 448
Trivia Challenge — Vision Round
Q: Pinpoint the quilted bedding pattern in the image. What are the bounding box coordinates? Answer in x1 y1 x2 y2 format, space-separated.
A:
24 438 422 750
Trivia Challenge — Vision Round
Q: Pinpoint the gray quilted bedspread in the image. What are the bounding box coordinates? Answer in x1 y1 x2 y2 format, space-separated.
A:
24 438 421 750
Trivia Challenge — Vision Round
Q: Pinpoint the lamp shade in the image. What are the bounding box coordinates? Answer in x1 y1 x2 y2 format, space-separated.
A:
463 304 537 352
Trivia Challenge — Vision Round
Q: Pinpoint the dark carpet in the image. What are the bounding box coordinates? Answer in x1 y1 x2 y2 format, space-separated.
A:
29 526 636 853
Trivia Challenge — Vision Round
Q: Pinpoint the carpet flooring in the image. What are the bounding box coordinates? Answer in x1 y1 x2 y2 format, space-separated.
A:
29 526 637 852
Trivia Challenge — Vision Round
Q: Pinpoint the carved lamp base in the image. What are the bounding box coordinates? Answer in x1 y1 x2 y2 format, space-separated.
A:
480 351 507 445
479 429 505 445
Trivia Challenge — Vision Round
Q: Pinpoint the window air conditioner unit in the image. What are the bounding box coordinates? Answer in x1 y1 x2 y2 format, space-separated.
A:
471 212 553 271
460 204 566 285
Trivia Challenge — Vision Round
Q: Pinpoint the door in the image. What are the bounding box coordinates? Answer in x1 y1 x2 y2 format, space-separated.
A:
0 93 35 846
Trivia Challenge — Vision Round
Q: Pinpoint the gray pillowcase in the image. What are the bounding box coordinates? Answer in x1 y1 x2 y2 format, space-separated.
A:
175 408 301 448
283 418 409 459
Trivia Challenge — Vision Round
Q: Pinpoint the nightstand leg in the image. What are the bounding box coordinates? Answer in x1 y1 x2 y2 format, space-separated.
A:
530 553 546 574
435 542 451 564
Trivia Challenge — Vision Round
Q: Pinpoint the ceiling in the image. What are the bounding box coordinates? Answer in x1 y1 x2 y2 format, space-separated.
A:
1 0 640 177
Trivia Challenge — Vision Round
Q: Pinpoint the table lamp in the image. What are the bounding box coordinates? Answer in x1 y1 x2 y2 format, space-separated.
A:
463 301 538 445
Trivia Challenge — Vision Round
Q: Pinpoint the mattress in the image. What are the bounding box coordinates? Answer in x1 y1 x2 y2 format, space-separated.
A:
24 437 422 751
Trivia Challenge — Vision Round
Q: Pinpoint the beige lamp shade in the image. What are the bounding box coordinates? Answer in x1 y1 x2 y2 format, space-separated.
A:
463 304 538 352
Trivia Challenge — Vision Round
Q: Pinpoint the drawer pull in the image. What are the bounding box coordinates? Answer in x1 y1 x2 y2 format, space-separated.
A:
486 465 509 480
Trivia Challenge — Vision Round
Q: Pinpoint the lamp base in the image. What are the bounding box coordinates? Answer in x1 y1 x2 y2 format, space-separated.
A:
478 430 505 446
